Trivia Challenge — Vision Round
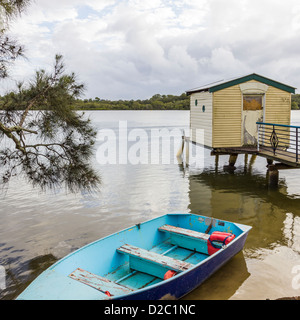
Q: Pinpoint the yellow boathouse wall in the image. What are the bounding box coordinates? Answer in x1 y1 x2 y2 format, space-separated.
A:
212 84 242 148
210 80 292 148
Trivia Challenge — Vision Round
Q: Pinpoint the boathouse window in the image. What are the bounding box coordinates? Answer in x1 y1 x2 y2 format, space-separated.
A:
243 95 263 110
202 105 205 112
195 99 198 106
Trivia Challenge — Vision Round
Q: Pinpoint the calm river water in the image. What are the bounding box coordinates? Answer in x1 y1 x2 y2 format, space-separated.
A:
1 110 300 300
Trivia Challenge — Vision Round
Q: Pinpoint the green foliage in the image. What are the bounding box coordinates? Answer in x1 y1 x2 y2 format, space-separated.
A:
0 0 29 17
292 94 300 110
73 93 190 111
0 0 29 79
0 55 100 193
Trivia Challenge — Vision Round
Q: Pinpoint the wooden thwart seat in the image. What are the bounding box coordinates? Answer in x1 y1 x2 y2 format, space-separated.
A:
117 244 193 279
69 268 133 296
158 224 210 255
159 224 210 241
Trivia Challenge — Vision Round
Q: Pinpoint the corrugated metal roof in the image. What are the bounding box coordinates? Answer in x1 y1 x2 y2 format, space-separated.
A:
186 73 296 95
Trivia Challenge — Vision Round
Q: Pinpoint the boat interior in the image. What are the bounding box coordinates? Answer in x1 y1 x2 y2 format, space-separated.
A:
67 215 241 298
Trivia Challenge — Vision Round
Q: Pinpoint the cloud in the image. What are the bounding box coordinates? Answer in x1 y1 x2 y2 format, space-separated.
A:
2 0 300 99
210 47 249 75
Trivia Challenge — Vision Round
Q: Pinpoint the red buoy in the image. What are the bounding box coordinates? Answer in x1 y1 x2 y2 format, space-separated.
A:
164 270 177 280
207 231 235 255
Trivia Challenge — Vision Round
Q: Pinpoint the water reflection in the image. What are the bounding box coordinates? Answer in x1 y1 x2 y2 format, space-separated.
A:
183 251 250 300
183 152 300 299
187 155 300 250
283 213 300 253
2 254 57 300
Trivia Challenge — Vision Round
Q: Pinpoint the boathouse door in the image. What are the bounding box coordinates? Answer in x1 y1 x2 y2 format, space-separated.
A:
242 94 264 146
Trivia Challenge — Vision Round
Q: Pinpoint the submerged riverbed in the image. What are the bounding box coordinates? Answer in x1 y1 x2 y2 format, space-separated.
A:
0 110 300 300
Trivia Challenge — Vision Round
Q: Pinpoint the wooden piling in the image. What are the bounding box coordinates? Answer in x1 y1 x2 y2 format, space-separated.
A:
244 154 248 172
176 134 185 158
185 138 190 167
229 154 238 167
223 154 238 171
268 164 279 187
215 154 219 173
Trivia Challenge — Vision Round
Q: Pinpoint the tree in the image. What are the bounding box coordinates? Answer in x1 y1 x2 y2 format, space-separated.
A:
0 0 29 79
292 100 299 110
292 95 300 110
0 1 100 192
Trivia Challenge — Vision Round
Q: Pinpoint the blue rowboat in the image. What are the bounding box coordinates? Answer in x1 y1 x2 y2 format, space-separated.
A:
17 213 251 300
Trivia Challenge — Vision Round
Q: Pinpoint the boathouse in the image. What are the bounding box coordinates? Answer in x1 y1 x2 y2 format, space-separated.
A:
186 74 296 150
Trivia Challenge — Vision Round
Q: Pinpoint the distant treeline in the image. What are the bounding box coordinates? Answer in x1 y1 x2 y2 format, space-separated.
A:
81 93 300 110
2 92 300 110
73 93 190 110
0 92 189 111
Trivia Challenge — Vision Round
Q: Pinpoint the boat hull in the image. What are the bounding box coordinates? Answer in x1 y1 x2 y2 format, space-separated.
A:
17 213 251 300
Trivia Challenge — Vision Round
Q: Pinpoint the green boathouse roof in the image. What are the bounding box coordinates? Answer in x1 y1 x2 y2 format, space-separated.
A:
186 73 296 95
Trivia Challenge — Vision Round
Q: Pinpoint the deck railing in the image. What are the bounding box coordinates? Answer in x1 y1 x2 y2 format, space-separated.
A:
257 122 300 163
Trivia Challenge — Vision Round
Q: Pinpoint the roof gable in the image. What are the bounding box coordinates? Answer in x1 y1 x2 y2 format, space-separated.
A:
186 73 296 95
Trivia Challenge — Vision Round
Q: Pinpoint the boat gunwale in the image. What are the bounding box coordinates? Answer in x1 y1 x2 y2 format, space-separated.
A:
20 212 252 300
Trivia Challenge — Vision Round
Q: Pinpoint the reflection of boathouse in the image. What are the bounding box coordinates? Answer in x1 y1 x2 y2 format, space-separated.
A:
185 162 300 299
187 161 300 249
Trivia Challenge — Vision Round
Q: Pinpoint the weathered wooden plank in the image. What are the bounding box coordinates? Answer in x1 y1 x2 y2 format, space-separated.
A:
117 244 193 274
211 146 257 155
258 146 300 167
159 225 210 241
158 224 210 254
69 268 133 296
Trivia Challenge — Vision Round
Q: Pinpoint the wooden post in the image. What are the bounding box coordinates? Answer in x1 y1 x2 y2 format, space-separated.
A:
244 153 248 165
176 133 185 158
215 154 219 173
224 154 238 171
249 154 256 168
185 138 189 167
229 154 238 167
268 164 279 188
244 154 248 172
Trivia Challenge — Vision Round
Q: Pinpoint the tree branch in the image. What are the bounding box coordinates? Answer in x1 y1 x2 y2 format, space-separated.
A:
18 88 49 127
9 126 38 134
0 121 26 153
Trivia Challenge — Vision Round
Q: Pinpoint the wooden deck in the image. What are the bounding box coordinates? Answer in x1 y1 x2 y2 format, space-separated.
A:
211 146 300 168
211 146 258 156
258 146 300 168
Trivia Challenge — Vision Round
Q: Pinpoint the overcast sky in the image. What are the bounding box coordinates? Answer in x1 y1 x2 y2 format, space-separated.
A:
3 0 300 99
